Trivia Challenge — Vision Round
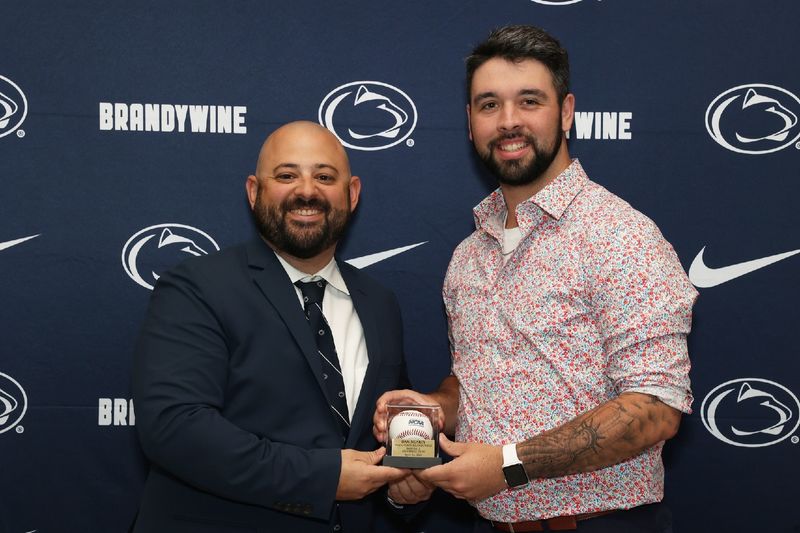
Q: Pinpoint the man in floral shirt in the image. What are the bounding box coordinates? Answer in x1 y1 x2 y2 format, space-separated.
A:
374 25 697 532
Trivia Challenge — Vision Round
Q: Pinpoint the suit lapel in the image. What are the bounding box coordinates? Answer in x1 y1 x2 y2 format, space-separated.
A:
247 240 384 445
340 263 383 447
246 240 330 401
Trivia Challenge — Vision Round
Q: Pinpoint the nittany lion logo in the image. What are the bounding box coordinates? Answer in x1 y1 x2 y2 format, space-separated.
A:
706 84 800 154
0 75 28 139
122 223 220 290
319 81 417 151
701 378 800 448
0 372 27 435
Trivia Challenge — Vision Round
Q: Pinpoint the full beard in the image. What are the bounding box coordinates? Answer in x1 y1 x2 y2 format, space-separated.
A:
253 187 351 259
478 122 563 187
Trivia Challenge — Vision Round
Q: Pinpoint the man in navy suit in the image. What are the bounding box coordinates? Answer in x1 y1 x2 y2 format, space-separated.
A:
132 121 410 532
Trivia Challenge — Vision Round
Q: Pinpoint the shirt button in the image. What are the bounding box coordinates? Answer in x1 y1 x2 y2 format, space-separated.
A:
338 391 345 398
318 330 325 336
333 526 341 532
317 281 324 288
303 296 309 302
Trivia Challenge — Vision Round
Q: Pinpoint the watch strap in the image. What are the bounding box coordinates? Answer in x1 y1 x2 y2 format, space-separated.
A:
502 443 520 467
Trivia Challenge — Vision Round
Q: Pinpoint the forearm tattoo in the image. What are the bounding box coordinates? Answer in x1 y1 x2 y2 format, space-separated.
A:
516 394 671 479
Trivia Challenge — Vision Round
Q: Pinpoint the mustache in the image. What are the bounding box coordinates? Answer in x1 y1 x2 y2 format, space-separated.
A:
488 132 535 151
282 196 330 212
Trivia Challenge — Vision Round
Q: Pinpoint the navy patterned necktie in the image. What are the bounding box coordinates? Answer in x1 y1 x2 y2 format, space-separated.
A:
294 280 350 438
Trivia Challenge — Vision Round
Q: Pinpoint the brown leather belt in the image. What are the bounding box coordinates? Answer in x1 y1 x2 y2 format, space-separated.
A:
490 510 617 532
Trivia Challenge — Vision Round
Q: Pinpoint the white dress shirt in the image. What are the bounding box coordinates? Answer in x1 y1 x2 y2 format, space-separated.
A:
274 252 368 420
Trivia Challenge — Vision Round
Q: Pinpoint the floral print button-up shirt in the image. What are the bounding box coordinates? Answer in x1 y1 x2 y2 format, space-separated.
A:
444 160 697 521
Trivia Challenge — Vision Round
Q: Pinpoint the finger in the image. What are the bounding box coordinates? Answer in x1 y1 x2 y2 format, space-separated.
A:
387 389 433 407
369 446 387 464
373 413 386 432
438 433 464 456
374 402 387 426
376 465 410 482
415 463 447 485
387 484 403 502
358 446 386 465
389 479 413 502
407 476 434 500
373 401 388 440
376 389 415 407
411 471 435 489
373 415 387 441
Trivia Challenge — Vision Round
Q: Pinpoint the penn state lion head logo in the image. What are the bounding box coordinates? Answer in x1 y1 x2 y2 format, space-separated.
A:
319 81 417 151
0 372 27 434
701 378 800 447
0 75 28 139
122 223 220 290
706 84 800 154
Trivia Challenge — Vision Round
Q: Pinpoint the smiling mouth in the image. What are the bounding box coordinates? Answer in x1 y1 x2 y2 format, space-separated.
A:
291 208 322 216
497 140 529 152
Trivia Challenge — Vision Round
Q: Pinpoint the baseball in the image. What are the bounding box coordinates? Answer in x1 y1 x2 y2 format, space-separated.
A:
388 409 434 441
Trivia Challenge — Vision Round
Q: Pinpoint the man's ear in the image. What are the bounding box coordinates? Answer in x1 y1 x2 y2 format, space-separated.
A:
561 94 575 132
245 175 258 209
349 175 362 212
466 104 473 141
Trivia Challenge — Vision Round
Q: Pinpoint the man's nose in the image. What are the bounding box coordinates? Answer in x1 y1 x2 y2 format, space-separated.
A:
294 175 319 197
498 105 521 132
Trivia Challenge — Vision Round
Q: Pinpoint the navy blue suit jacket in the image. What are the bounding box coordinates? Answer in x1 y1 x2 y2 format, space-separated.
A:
131 239 409 533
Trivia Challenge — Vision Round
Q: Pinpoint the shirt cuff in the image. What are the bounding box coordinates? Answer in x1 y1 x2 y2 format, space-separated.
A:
622 385 692 414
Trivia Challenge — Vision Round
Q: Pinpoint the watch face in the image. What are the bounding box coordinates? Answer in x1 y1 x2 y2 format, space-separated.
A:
503 464 528 487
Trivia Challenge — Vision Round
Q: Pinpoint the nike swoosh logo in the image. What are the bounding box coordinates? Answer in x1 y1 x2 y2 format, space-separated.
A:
689 246 800 288
345 241 427 269
0 234 40 251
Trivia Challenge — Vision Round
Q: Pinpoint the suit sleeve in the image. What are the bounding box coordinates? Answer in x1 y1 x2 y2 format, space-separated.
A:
132 264 340 521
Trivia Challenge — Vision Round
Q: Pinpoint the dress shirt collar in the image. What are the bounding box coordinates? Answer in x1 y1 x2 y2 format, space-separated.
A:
473 159 588 241
273 252 350 296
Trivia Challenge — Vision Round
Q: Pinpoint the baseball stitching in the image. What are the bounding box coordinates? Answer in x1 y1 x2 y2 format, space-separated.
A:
394 428 432 440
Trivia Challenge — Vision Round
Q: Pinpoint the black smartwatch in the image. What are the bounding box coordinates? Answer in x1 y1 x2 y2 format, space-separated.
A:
502 443 529 489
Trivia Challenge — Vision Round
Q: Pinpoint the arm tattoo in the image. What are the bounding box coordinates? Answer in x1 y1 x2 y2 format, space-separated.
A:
516 394 671 480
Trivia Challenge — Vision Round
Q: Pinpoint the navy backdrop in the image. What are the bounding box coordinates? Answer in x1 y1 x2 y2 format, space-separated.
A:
2 1 799 532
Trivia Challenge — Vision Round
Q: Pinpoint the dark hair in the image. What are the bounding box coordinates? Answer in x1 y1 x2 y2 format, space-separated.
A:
465 25 570 103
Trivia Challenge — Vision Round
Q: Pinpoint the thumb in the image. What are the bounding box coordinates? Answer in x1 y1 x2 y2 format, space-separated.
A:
438 433 465 457
366 446 387 465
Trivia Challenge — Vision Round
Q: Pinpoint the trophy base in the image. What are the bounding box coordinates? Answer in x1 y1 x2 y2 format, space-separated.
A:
383 456 442 469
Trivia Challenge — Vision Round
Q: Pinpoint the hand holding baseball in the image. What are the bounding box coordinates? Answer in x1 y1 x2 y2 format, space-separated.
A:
416 435 506 501
336 447 408 500
373 389 442 442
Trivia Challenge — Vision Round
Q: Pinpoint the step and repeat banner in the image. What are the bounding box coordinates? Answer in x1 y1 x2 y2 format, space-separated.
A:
2 1 798 532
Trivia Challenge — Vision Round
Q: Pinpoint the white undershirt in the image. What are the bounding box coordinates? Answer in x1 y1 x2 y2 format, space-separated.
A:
274 253 368 420
502 226 523 264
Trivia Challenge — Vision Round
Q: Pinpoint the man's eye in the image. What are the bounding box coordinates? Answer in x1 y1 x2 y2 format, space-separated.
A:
522 99 539 106
316 174 334 182
481 102 497 111
274 174 294 181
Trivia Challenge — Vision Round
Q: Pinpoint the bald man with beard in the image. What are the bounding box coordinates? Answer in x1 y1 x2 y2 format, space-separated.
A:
132 121 410 533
